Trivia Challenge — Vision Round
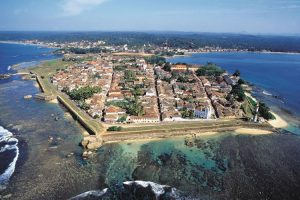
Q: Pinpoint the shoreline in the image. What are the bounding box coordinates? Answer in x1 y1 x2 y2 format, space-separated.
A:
2 40 300 55
105 128 274 145
0 40 53 48
245 91 289 129
167 50 300 60
268 112 288 128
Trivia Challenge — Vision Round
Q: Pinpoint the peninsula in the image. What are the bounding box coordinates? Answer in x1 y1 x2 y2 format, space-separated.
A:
18 44 278 156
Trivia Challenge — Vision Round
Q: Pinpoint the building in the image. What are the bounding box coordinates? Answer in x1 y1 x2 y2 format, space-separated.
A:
194 103 212 119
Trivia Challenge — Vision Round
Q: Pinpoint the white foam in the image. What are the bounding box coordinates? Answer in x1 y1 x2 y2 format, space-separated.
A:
263 90 272 96
124 180 168 199
0 126 19 189
69 188 108 200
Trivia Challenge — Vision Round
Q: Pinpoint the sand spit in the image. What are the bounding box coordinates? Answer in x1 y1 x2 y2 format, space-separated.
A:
268 112 288 128
234 128 272 135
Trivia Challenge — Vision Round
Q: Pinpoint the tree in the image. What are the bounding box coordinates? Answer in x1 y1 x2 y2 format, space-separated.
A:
61 86 69 93
238 78 245 85
196 63 225 76
144 56 166 65
233 70 241 77
181 108 194 119
117 116 127 123
258 102 275 120
79 101 90 110
163 62 172 72
127 99 144 116
107 126 122 131
132 87 144 97
231 84 245 102
68 86 102 101
124 70 136 81
177 75 189 83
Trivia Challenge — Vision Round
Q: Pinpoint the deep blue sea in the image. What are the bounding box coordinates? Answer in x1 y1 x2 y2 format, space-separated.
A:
0 42 58 74
168 52 300 134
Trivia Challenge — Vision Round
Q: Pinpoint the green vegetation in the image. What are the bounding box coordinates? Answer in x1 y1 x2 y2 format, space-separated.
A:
127 99 144 116
231 84 246 102
259 102 275 120
114 65 127 71
177 75 189 83
233 70 241 77
238 78 245 85
241 96 257 120
117 115 127 123
106 99 144 116
181 108 194 119
132 86 144 96
67 86 102 101
5 32 300 52
124 70 136 81
62 47 111 54
107 126 122 131
157 51 176 57
144 55 166 65
163 62 172 72
78 101 90 110
196 63 225 76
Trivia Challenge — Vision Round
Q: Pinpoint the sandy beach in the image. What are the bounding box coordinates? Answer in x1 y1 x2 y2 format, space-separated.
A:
244 92 288 129
234 128 272 135
268 112 288 128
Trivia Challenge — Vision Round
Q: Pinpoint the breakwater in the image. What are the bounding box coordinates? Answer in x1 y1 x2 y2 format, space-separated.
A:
57 95 97 135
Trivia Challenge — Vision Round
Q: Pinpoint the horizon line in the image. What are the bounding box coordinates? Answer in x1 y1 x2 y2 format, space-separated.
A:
0 30 300 37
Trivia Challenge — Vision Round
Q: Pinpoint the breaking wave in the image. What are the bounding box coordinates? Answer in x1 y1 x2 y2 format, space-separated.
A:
262 90 272 96
70 180 193 200
0 126 19 191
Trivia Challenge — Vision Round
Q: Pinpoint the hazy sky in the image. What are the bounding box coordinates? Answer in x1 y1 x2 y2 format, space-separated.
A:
1 0 300 34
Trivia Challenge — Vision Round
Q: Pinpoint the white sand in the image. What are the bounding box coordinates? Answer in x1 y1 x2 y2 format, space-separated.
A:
268 112 288 128
234 128 272 135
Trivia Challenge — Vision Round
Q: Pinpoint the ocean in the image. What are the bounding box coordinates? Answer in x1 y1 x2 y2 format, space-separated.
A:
0 42 60 190
1 44 300 199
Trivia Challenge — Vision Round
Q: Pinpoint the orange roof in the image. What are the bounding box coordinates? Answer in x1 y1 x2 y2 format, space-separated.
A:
106 105 124 114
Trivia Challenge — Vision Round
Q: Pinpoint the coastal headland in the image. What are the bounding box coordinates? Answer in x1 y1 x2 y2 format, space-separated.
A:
18 57 279 153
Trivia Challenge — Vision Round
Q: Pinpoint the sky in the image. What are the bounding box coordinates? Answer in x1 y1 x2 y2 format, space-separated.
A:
0 0 300 34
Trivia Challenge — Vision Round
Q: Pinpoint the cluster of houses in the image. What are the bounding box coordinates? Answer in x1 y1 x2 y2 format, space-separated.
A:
201 74 243 118
155 65 213 121
52 59 113 118
52 54 244 124
103 56 160 123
